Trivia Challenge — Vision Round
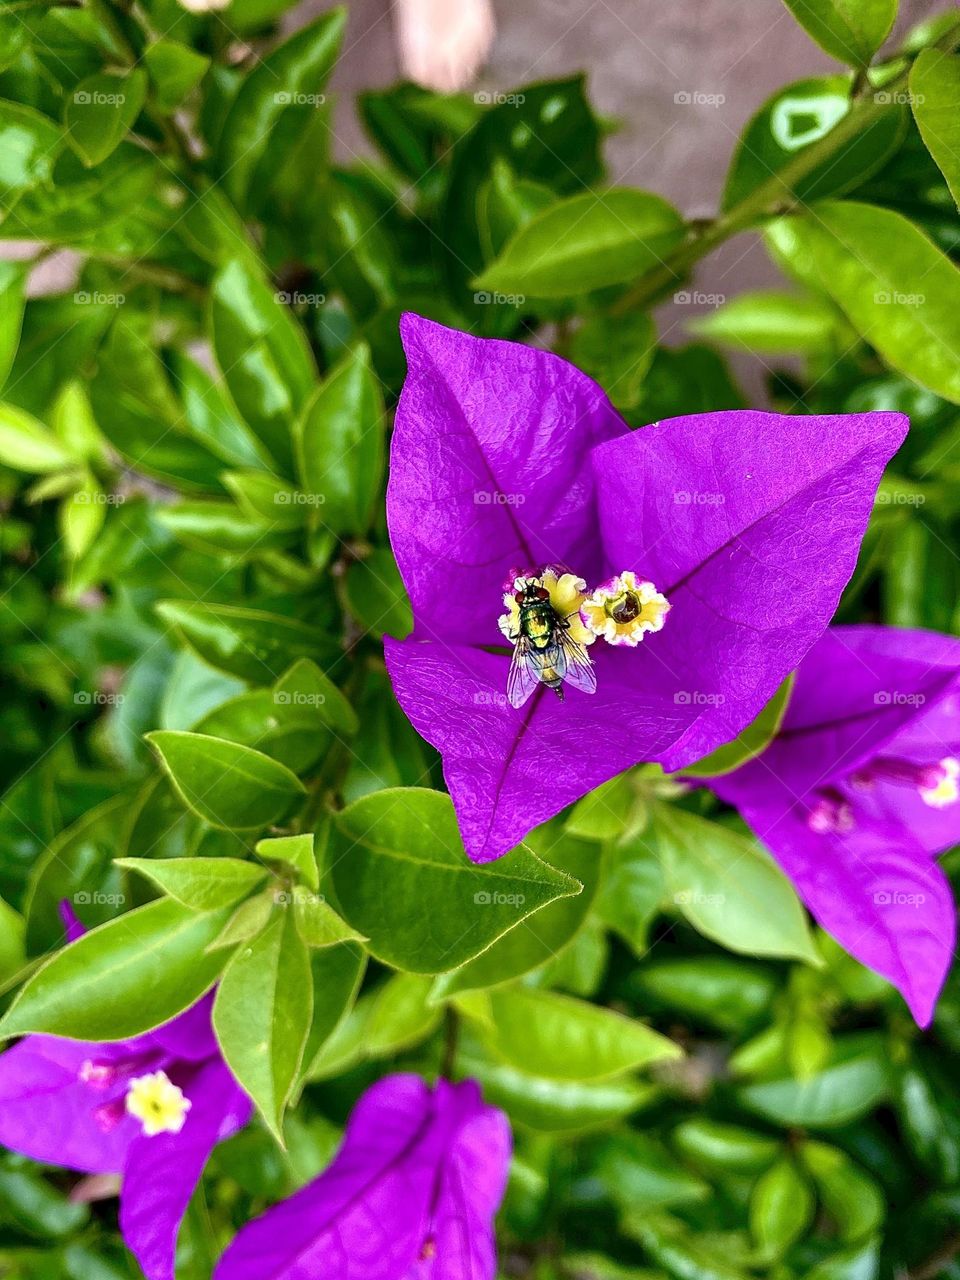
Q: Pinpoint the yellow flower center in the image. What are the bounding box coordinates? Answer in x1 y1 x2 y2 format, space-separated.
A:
125 1070 191 1137
498 569 595 648
580 571 670 647
919 757 960 809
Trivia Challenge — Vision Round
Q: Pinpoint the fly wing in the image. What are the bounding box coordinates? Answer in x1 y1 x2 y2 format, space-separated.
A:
558 630 597 696
506 637 541 708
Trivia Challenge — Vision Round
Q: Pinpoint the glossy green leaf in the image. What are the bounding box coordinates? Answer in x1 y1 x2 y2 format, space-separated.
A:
326 789 580 973
672 1118 780 1174
474 189 684 297
257 833 317 888
652 804 819 962
64 70 146 167
629 956 778 1033
431 836 600 995
147 730 306 830
723 78 906 211
910 49 960 210
294 894 365 948
767 200 960 404
210 258 317 472
363 972 442 1055
217 9 345 210
0 898 231 1042
300 942 366 1075
213 906 313 1141
594 1132 709 1214
782 0 897 66
155 600 336 684
484 987 680 1081
800 1142 884 1241
116 857 268 911
295 343 383 536
0 261 26 391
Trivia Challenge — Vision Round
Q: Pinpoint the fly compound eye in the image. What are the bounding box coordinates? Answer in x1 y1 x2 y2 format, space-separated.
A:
535 588 550 601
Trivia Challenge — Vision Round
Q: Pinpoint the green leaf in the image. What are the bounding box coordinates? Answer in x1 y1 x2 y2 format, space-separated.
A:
275 658 358 737
738 1035 890 1127
629 956 778 1034
594 1133 709 1214
213 906 313 1141
430 836 600 995
0 100 63 200
689 291 841 356
217 9 346 210
0 1168 88 1239
221 469 307 529
300 942 366 1075
625 1213 753 1280
210 258 317 473
483 987 680 1081
569 312 656 410
750 1156 815 1260
0 403 75 472
0 894 25 983
0 261 26 391
363 972 441 1055
294 894 366 948
781 0 897 66
144 40 210 114
64 70 146 167
326 789 580 973
652 805 819 962
147 730 306 830
343 550 413 640
672 1118 780 1174
0 898 231 1042
116 857 268 911
766 201 960 404
679 675 795 778
294 343 383 536
474 189 684 297
155 600 336 684
910 49 960 210
257 833 318 888
800 1142 884 1242
723 78 906 211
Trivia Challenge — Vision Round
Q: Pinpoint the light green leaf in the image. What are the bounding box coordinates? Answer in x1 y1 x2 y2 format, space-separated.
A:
766 201 960 404
364 972 441 1055
652 805 819 963
689 292 841 356
0 895 25 984
294 894 366 948
221 469 307 529
910 49 960 210
0 100 63 200
147 730 306 830
781 0 897 66
484 987 681 1081
800 1142 884 1241
257 833 318 888
0 403 75 473
0 261 26 390
738 1035 890 1127
58 473 105 560
343 550 413 640
64 70 147 167
326 789 580 973
275 658 358 737
0 899 231 1042
213 907 313 1142
569 312 656 410
672 1118 780 1174
474 189 685 297
295 344 383 536
300 942 366 1077
679 675 795 779
116 857 268 911
750 1156 815 1260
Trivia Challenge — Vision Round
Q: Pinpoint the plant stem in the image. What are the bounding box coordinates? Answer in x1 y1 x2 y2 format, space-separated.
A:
611 21 960 317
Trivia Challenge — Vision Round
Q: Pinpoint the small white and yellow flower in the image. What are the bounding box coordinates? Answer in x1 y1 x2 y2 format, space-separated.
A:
580 571 670 647
498 569 594 646
125 1070 191 1137
919 757 960 809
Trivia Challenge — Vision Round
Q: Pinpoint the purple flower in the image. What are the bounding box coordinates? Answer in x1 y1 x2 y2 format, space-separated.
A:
384 314 907 861
0 987 251 1280
214 1074 511 1280
709 625 960 1026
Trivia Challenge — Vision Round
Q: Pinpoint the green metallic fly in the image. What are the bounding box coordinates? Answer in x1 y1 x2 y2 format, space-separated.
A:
502 574 597 708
